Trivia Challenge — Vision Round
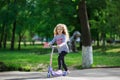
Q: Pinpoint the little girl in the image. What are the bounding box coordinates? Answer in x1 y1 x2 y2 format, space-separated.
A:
48 23 70 76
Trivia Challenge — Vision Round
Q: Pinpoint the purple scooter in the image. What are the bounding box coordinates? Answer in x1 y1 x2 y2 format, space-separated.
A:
47 46 64 78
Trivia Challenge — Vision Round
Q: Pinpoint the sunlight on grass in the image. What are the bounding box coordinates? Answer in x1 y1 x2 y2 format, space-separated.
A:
106 48 120 53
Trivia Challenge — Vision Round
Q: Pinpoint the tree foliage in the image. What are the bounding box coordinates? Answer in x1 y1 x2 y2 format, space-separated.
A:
0 0 119 50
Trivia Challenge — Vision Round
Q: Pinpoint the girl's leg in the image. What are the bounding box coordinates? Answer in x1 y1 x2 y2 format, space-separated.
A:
58 51 68 71
61 51 68 71
58 55 62 70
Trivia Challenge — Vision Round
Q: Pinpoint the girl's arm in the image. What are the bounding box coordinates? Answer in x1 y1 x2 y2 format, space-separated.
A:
48 37 56 46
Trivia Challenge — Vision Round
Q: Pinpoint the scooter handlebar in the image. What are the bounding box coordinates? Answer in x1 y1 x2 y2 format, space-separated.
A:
51 46 57 48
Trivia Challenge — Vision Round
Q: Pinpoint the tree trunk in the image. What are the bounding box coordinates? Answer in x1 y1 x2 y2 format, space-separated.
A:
10 20 16 50
101 32 106 52
78 0 93 68
96 33 100 47
10 0 17 50
18 33 22 50
0 24 5 48
3 31 7 48
3 24 8 48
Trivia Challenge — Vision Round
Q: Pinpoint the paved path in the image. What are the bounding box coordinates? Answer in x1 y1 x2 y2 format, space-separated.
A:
0 68 120 80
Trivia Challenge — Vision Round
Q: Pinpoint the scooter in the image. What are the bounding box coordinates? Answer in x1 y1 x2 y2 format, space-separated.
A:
47 46 64 78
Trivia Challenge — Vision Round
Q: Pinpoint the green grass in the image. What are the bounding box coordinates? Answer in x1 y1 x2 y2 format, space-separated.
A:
0 44 120 71
92 45 120 67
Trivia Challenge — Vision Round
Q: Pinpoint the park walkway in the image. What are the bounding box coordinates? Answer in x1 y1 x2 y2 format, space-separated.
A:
0 68 120 80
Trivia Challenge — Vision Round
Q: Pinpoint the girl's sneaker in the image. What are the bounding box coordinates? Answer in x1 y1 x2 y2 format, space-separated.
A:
63 71 69 76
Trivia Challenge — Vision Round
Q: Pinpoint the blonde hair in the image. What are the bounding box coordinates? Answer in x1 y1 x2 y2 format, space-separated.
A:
54 23 69 41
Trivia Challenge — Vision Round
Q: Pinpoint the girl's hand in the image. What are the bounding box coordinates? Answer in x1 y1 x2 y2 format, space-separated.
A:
57 45 60 48
43 42 49 48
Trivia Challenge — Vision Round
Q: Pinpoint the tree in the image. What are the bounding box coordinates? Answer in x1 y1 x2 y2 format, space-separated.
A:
0 0 13 49
78 0 93 68
106 0 120 39
87 0 107 48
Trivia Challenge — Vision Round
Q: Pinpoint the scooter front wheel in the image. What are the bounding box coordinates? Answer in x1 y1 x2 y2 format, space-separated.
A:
47 72 50 78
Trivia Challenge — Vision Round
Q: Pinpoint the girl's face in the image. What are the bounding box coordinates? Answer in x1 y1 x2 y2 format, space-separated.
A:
57 26 63 35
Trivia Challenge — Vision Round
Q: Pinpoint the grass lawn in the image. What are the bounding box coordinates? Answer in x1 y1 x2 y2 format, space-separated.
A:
0 44 120 72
